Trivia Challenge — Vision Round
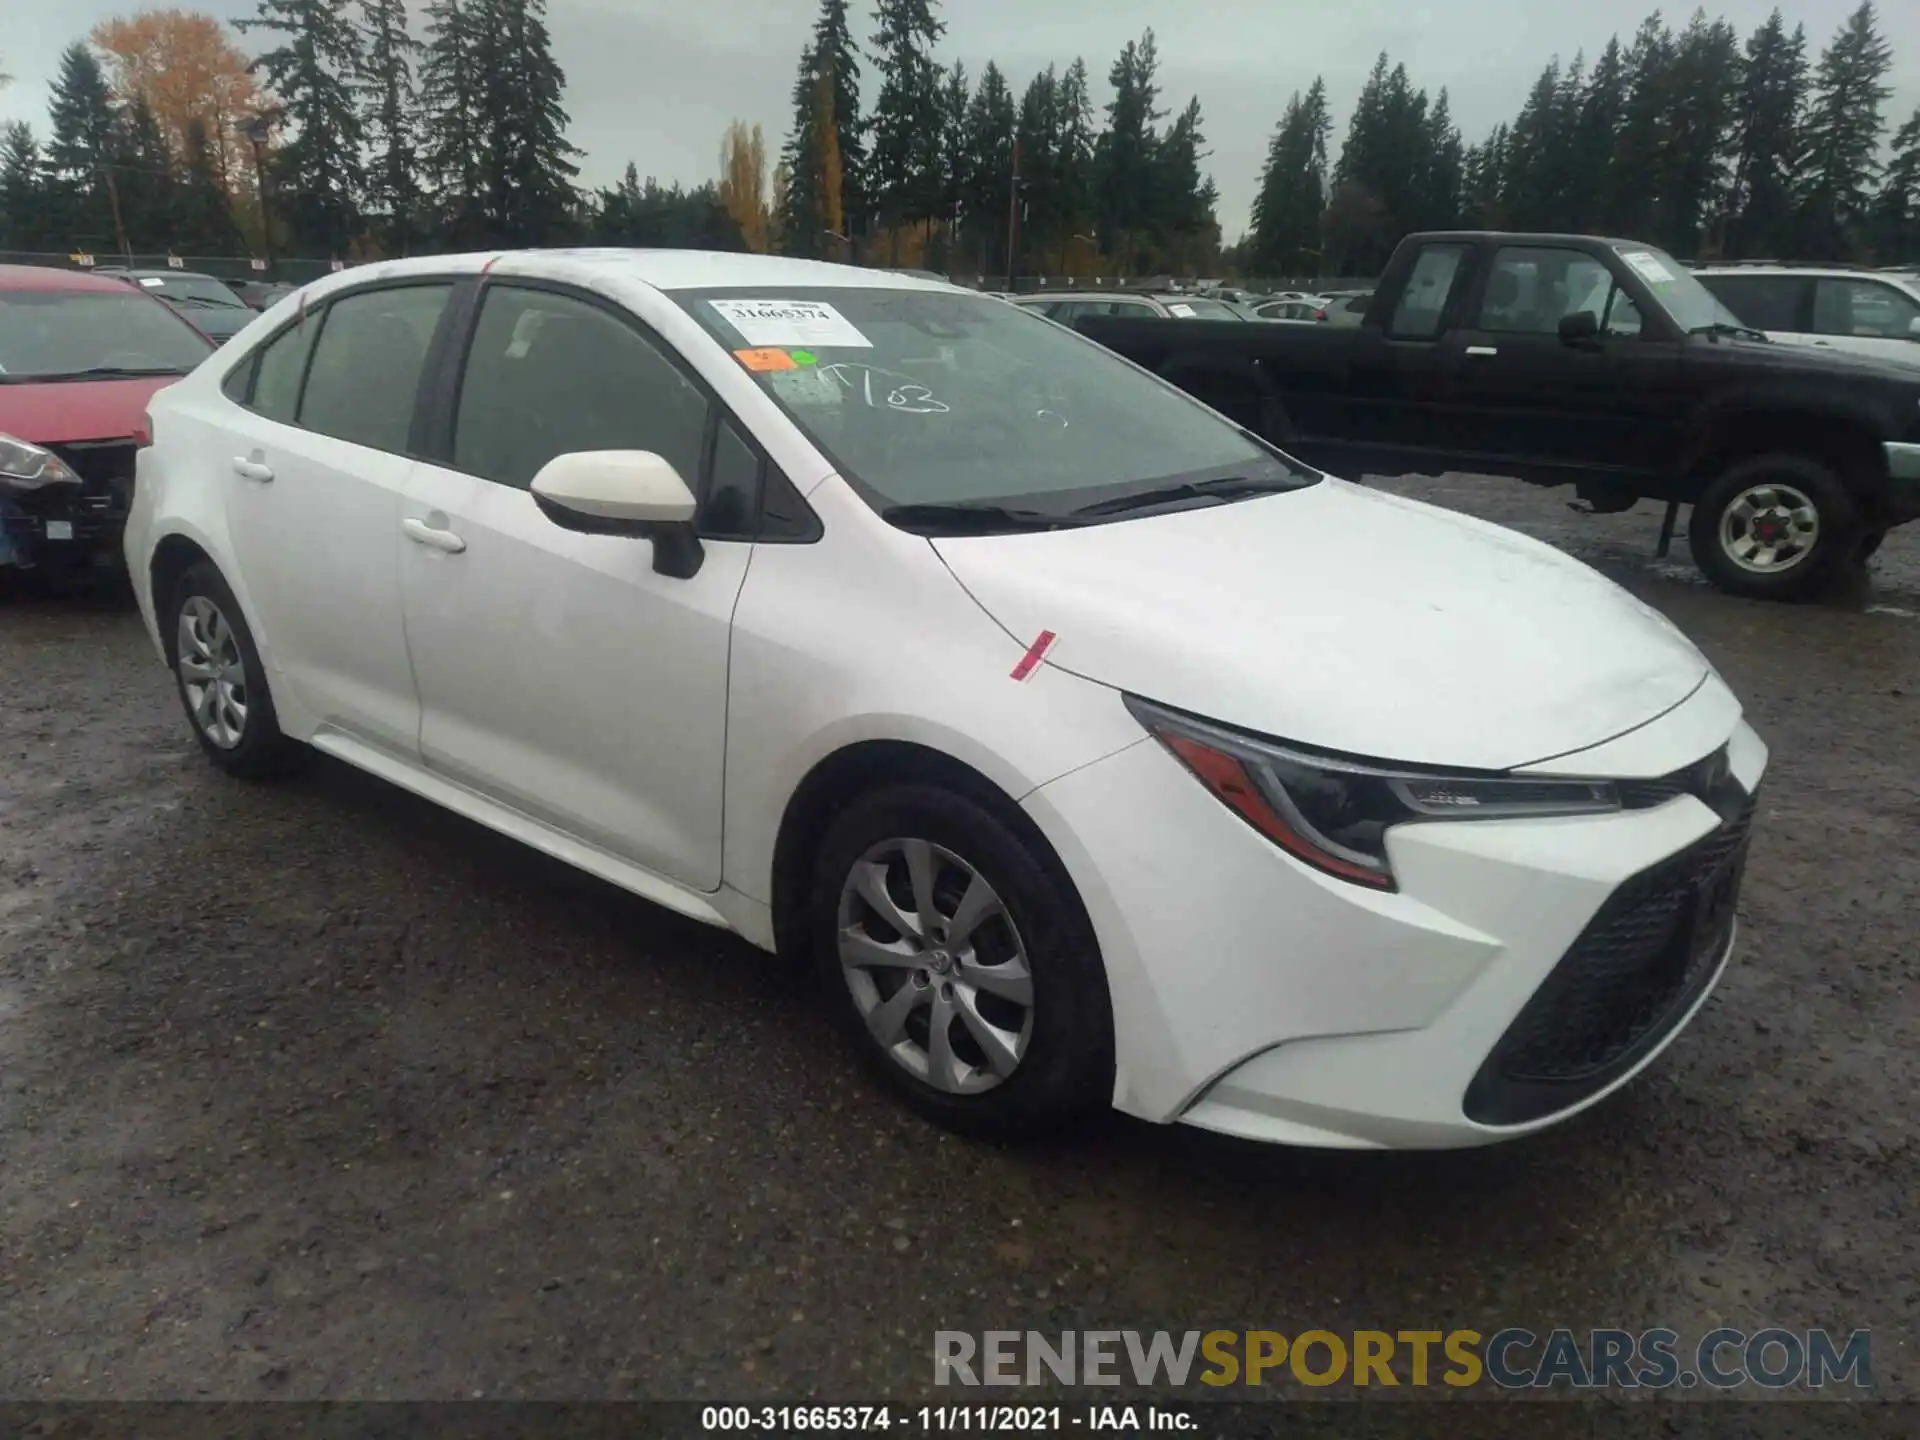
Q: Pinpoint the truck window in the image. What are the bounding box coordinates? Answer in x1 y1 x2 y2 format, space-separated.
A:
1813 278 1920 339
1478 247 1612 335
1387 245 1467 338
1697 274 1804 332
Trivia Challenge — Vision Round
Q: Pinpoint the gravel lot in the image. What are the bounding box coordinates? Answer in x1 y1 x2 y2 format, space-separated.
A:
0 478 1915 1404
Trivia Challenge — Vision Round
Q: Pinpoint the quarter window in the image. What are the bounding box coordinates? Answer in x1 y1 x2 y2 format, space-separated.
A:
452 286 709 491
1388 245 1465 338
245 316 322 423
298 284 451 452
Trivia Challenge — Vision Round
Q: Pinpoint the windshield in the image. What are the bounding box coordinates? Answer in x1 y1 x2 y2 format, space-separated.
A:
1612 245 1746 332
0 288 214 379
138 274 248 308
1166 297 1244 320
676 286 1313 515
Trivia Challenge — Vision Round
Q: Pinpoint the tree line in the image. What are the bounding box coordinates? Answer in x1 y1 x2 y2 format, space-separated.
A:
1 3 1916 275
1243 2 1920 276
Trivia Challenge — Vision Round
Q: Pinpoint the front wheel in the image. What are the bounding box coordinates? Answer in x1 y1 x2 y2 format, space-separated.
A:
1688 454 1860 601
808 784 1113 1140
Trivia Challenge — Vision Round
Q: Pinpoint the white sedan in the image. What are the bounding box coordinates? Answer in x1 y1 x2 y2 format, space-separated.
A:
126 250 1767 1148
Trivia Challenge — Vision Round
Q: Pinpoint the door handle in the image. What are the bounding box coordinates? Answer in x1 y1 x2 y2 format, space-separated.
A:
231 456 274 482
1464 345 1499 357
402 516 467 554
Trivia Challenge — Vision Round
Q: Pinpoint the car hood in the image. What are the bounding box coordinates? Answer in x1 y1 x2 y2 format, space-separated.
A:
0 375 181 445
931 479 1710 770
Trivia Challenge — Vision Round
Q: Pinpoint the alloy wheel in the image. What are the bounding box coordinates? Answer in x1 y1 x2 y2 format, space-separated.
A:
1718 483 1819 574
176 594 249 749
836 837 1034 1095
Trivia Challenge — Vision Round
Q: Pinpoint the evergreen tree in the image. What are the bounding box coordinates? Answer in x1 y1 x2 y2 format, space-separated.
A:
809 0 865 230
1460 123 1511 227
1502 59 1571 230
1096 29 1166 270
469 0 579 244
1248 79 1331 275
1797 0 1893 257
1417 88 1464 230
0 122 47 249
959 61 1015 275
112 96 175 250
1875 107 1920 262
176 116 241 253
419 0 481 240
360 0 421 254
1568 38 1629 232
238 0 367 254
1153 96 1219 272
1012 66 1060 273
867 0 945 245
1726 11 1808 256
1329 53 1428 271
1606 15 1676 240
1657 11 1740 255
593 169 742 250
45 42 120 246
1053 58 1096 266
934 61 968 245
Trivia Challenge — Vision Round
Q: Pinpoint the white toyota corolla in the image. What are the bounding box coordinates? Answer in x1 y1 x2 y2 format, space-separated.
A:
125 250 1767 1148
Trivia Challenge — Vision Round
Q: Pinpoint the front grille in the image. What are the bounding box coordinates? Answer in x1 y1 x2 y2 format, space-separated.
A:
2 441 136 547
1464 790 1757 1127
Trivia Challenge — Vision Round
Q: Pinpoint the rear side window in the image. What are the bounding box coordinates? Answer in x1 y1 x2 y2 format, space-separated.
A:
1388 246 1465 338
298 284 452 453
1813 278 1920 338
452 285 709 491
1697 274 1804 332
1476 247 1613 335
247 317 321 423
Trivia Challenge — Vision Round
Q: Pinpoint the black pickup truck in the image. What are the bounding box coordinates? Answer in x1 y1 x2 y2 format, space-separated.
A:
1071 231 1920 600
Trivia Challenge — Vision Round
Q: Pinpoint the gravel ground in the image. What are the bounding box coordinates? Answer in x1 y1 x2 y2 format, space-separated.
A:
0 479 1914 1405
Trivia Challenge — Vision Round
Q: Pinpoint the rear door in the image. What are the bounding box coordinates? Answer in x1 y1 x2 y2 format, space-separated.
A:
1431 244 1682 484
1334 243 1473 466
219 281 456 755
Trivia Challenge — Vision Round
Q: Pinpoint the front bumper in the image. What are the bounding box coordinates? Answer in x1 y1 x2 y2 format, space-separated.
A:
0 440 136 571
1022 683 1768 1149
1885 441 1920 523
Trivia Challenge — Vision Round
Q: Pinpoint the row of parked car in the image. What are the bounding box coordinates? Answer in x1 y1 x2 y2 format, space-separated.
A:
1006 286 1377 327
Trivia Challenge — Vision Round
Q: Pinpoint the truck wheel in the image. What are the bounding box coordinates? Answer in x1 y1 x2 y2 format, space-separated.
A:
1688 454 1860 601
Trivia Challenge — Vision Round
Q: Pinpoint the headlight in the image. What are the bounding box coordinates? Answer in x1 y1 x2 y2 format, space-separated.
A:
1126 695 1621 891
0 434 82 492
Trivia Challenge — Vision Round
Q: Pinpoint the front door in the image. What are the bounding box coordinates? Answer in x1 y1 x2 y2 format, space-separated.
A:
398 282 750 891
1433 245 1681 485
220 282 455 755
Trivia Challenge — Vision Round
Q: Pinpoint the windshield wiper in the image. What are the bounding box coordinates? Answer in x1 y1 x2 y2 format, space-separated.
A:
26 365 190 381
168 294 246 310
1690 321 1768 342
1072 474 1301 518
880 501 1092 534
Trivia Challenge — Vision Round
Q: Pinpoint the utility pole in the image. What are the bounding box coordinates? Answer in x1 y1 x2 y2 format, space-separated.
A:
243 113 277 278
1004 136 1022 292
99 162 132 265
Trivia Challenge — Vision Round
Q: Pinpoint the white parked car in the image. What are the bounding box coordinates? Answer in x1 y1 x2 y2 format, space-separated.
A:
1694 264 1920 368
126 250 1767 1149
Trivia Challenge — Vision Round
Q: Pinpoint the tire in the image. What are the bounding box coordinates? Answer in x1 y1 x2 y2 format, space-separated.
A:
1857 527 1887 562
1688 453 1861 601
165 560 308 779
807 783 1113 1140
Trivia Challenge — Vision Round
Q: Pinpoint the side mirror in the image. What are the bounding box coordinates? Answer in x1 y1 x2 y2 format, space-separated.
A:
530 450 704 579
1558 310 1601 345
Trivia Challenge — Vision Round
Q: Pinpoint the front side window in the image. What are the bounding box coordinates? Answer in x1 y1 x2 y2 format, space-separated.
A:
1389 246 1464 338
0 288 212 380
1813 278 1920 339
452 285 709 491
675 286 1312 517
1477 247 1614 335
299 284 452 453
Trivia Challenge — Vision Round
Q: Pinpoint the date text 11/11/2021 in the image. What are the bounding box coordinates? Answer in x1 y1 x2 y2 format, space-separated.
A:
701 1405 1196 1432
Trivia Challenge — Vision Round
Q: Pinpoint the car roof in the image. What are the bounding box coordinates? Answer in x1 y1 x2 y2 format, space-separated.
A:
0 263 146 294
1695 264 1916 284
288 249 966 299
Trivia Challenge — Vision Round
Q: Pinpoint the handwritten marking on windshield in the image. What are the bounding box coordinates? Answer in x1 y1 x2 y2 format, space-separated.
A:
820 363 951 414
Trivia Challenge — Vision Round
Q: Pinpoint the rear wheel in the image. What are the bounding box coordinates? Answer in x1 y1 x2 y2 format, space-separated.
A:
167 561 307 778
1688 453 1860 601
808 784 1113 1140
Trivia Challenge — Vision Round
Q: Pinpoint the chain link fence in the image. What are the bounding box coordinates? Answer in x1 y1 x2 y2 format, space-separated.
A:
0 250 343 284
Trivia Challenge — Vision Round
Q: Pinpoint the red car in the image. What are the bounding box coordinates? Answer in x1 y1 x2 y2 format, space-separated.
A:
0 264 215 583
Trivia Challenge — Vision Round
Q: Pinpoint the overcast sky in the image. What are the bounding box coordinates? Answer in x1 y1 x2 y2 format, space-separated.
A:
4 0 1918 237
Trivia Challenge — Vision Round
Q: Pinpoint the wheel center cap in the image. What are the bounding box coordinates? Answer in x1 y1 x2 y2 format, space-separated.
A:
927 949 952 974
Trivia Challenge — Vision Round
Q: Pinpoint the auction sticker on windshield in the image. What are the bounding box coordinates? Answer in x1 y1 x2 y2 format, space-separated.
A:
1620 250 1676 284
709 299 871 349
